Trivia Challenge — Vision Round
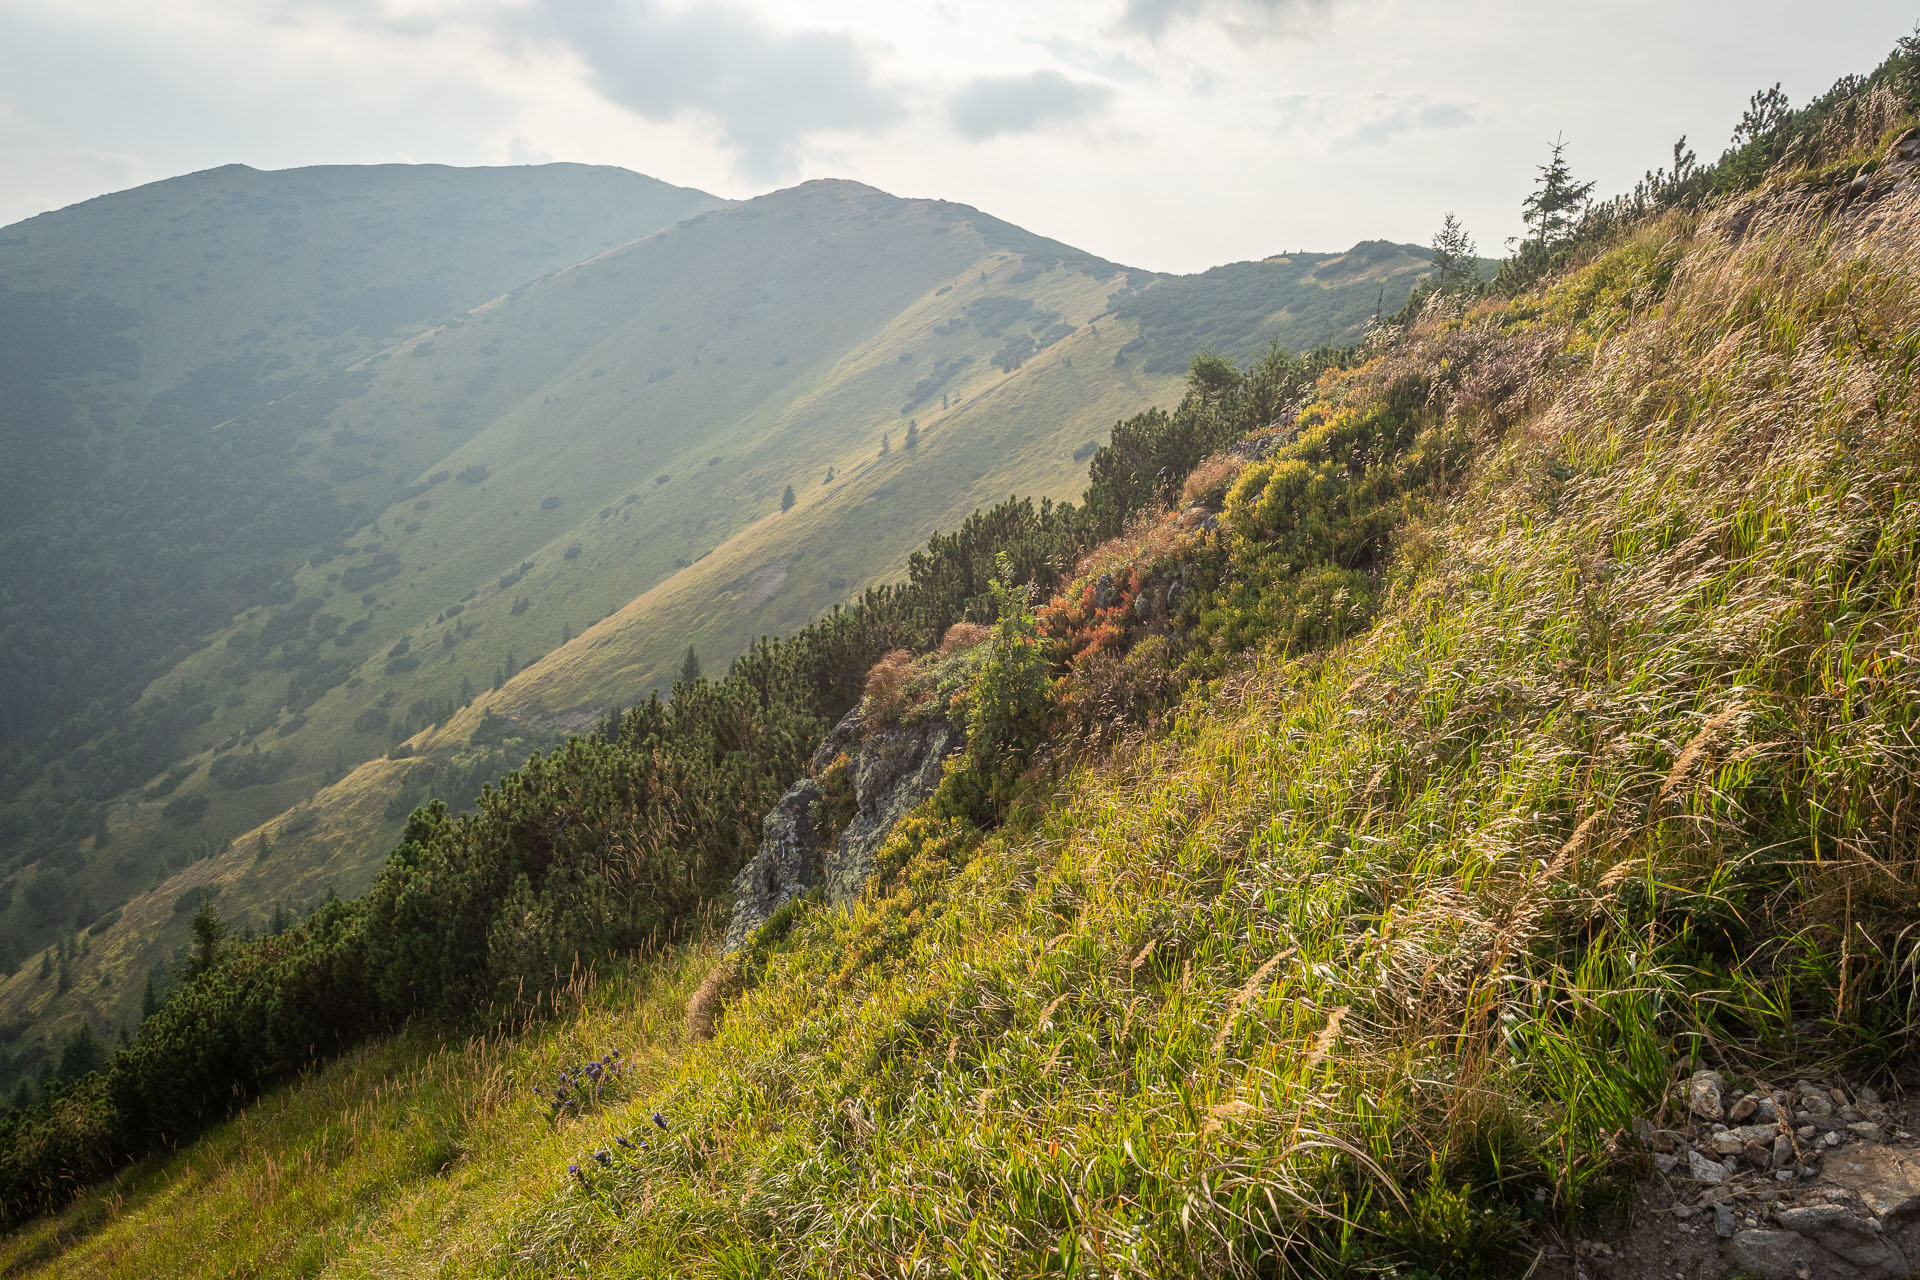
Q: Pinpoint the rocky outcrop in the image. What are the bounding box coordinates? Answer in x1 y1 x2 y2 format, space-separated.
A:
823 718 960 904
724 707 961 950
722 778 826 951
1563 1073 1920 1280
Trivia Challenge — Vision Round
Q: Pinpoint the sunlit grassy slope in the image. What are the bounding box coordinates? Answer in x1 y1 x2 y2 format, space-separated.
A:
8 180 1434 1048
15 165 1918 1276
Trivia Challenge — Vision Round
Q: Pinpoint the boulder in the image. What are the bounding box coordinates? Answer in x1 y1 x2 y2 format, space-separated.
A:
724 778 826 951
726 707 962 950
1825 1145 1920 1222
824 717 960 903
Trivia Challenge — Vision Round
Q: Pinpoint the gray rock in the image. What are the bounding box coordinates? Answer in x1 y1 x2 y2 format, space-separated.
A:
1774 1133 1797 1169
1715 1203 1736 1237
823 717 961 903
1726 1228 1872 1280
724 778 827 950
1691 1070 1728 1121
1776 1203 1870 1234
1710 1130 1749 1157
1774 1212 1912 1280
1824 1146 1920 1222
807 704 865 774
725 708 963 950
1689 1146 1731 1183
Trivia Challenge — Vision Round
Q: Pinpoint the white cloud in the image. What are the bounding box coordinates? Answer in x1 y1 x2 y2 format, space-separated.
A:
1267 90 1479 148
0 0 1917 273
1116 0 1334 39
949 70 1114 140
537 0 906 179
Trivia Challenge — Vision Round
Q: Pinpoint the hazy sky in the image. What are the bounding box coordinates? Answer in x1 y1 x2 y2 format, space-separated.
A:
1 1 1912 273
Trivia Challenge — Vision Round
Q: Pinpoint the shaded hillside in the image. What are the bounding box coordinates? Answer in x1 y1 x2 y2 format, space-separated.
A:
0 161 722 862
0 179 1178 1048
1109 239 1434 373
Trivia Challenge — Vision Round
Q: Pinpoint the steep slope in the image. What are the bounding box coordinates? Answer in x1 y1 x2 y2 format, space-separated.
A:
1 180 1434 1051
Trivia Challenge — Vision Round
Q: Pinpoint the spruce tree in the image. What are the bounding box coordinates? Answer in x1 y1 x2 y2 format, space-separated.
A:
781 484 796 512
1430 212 1479 289
1521 134 1596 248
186 901 226 977
677 645 702 685
905 420 919 449
56 1024 102 1081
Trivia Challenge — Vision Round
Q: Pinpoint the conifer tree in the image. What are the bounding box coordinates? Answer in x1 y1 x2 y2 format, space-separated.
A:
880 431 891 457
781 484 796 512
1522 134 1596 248
905 420 919 449
1430 212 1479 288
186 902 225 978
677 645 702 685
56 1025 101 1081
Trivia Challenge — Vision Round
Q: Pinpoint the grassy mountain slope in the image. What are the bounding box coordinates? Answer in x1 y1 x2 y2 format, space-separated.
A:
1109 239 1440 374
0 162 724 946
0 160 722 739
7 112 1918 1275
0 161 723 413
1 181 1434 1053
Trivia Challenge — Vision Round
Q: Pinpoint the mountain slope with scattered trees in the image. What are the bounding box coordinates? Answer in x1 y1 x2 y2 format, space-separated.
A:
0 176 1432 1069
10 30 1916 1277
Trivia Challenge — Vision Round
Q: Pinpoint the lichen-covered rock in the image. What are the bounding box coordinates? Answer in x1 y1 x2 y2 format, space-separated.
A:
807 704 865 775
824 717 959 903
1690 1069 1727 1121
723 777 825 951
725 707 962 950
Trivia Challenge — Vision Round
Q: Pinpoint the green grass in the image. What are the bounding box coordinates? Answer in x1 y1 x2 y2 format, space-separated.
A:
11 174 1919 1276
0 943 718 1279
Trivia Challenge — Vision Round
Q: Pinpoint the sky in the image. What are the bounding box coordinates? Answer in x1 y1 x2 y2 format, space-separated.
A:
0 0 1913 274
